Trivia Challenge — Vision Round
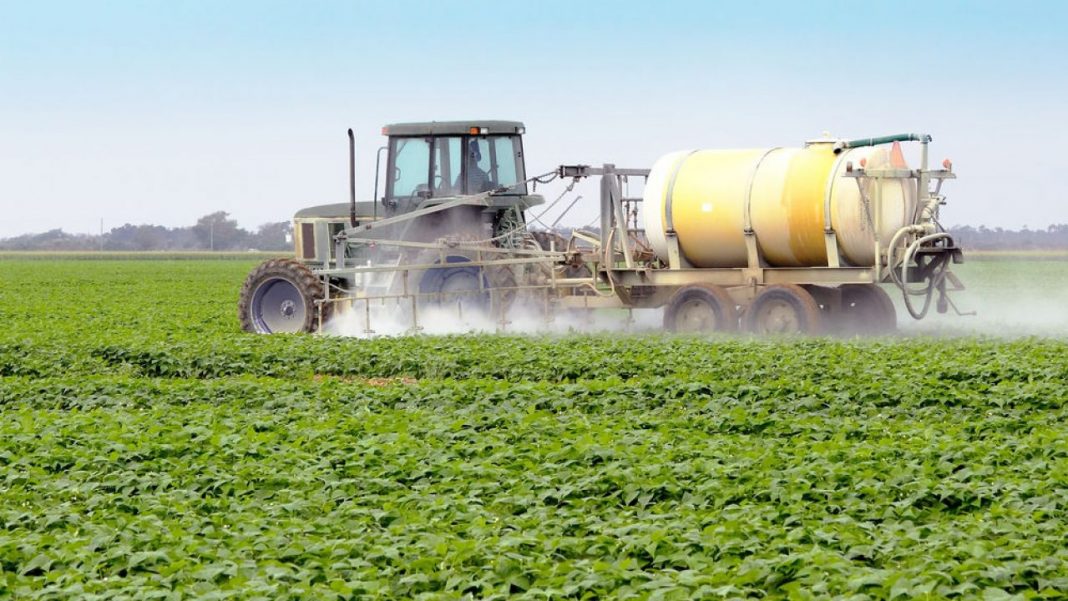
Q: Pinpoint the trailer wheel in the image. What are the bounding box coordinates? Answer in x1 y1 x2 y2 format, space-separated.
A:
239 259 328 334
840 284 897 334
744 284 822 335
663 285 738 333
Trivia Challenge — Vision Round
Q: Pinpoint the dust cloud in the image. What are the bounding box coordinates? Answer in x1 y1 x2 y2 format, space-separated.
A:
323 299 662 338
322 260 1068 340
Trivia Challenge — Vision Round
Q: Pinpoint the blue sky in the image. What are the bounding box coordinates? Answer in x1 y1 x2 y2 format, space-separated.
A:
1 0 1066 237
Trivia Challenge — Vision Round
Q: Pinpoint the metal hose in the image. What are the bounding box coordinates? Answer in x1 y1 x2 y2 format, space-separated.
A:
889 232 954 319
833 133 932 154
902 233 953 291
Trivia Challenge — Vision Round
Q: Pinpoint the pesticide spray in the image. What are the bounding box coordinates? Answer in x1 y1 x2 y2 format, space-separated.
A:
322 297 663 338
324 258 1068 340
898 259 1068 338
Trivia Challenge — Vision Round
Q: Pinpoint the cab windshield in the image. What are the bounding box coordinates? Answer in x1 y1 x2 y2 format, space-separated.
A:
386 134 527 202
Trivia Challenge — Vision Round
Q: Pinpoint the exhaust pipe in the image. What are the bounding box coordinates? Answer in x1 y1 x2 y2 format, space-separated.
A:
348 128 357 228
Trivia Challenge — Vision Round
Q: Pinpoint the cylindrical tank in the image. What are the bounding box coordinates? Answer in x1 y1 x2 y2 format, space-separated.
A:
642 140 916 268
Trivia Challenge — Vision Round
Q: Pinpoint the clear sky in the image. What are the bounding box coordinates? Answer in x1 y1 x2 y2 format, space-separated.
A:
1 0 1066 237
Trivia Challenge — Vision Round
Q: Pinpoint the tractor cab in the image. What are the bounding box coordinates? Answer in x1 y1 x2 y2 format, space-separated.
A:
382 120 531 214
292 120 541 267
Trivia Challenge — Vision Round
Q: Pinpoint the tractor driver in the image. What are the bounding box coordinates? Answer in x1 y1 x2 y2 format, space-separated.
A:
459 139 494 193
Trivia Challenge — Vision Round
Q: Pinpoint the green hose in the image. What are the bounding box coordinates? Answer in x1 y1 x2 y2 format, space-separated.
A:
833 133 932 154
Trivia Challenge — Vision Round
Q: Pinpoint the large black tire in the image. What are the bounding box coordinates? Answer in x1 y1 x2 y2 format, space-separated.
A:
743 284 823 335
416 234 524 316
238 259 328 334
663 285 739 333
486 264 518 313
840 284 897 335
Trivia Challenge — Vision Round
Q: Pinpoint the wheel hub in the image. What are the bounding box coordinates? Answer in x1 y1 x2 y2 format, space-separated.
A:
250 278 307 333
677 299 716 330
280 299 296 319
759 300 801 333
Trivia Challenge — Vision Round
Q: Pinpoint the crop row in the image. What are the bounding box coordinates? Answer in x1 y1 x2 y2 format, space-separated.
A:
3 334 1068 383
2 258 1068 598
4 368 1068 599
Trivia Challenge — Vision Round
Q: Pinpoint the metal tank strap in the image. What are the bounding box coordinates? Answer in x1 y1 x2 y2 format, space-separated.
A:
664 150 699 233
743 147 781 233
824 148 851 233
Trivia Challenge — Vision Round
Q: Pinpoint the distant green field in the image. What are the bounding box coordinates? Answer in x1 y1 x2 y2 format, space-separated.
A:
966 249 1068 260
0 250 286 261
1 258 1067 599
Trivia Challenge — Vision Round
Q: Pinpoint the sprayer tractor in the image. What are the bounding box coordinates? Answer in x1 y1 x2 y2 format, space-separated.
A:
238 120 968 335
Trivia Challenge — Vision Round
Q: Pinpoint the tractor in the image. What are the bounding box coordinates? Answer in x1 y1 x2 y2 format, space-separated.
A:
238 121 548 333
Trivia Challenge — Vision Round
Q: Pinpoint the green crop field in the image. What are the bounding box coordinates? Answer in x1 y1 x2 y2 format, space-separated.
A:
2 257 1067 599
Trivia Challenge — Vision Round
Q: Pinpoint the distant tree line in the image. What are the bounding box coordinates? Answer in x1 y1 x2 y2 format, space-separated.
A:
0 212 291 252
945 224 1068 251
4 217 1066 252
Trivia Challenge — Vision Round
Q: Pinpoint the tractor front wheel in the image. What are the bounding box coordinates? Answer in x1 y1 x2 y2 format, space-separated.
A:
238 259 328 334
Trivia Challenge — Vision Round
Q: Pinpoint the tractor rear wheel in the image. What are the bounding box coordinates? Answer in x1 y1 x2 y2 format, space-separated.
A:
486 264 518 313
744 284 822 335
239 259 328 334
840 284 897 334
663 285 738 333
416 235 524 319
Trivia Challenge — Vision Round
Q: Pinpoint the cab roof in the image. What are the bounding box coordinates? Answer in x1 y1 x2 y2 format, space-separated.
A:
382 120 525 137
294 202 377 220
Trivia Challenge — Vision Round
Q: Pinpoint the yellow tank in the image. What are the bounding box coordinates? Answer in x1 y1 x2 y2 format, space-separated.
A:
642 140 916 268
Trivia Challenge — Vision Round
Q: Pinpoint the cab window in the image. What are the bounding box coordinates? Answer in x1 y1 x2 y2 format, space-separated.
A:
432 137 463 196
460 135 527 195
389 134 528 199
462 138 494 194
490 136 523 193
388 137 430 198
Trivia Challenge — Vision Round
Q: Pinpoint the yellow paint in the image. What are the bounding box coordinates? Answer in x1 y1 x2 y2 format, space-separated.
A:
669 149 764 267
643 141 914 268
774 145 834 266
